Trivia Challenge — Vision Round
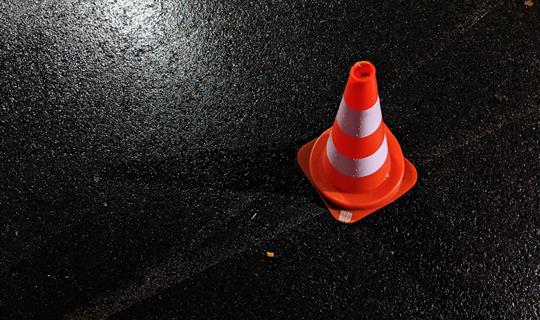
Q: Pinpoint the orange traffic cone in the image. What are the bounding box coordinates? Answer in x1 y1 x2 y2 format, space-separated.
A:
297 61 417 224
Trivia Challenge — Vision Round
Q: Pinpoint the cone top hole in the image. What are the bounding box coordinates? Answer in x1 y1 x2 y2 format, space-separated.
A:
352 61 375 80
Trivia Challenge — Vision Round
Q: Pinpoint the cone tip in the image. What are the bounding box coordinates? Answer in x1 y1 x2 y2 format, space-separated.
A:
351 61 376 83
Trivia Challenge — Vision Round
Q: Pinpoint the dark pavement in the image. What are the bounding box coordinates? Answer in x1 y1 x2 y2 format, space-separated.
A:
1 1 539 319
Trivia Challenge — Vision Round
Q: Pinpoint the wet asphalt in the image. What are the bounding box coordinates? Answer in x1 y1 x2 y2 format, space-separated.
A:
1 0 539 319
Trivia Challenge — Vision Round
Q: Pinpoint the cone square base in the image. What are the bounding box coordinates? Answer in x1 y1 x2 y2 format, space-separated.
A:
297 131 417 224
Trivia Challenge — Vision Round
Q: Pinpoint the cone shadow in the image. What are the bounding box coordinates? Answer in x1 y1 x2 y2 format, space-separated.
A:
102 142 313 196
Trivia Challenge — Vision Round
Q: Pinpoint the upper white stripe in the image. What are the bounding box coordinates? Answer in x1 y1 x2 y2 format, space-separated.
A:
336 97 382 138
326 133 388 178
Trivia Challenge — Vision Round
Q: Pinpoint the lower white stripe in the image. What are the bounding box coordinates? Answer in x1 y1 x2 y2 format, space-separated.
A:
326 134 388 178
336 97 382 138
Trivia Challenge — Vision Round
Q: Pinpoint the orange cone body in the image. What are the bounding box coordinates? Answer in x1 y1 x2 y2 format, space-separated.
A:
297 61 417 224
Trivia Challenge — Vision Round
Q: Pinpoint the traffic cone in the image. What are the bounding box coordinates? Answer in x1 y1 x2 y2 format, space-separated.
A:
297 61 417 224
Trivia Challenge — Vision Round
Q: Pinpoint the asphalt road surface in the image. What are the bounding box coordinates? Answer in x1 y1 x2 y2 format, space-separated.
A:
1 1 539 319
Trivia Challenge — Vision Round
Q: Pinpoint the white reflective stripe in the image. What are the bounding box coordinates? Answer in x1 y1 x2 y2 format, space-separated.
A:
338 210 353 223
336 97 382 138
326 134 388 178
